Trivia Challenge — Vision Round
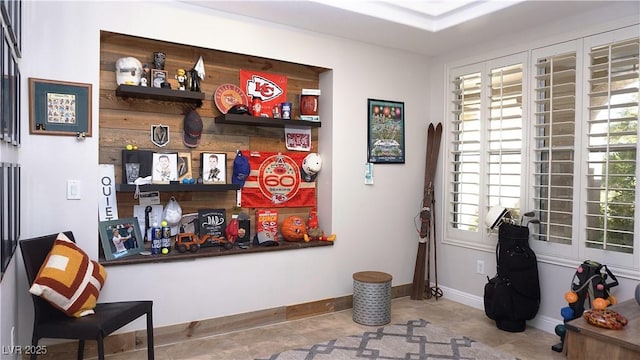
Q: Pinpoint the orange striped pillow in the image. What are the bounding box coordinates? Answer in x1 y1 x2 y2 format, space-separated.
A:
29 233 107 317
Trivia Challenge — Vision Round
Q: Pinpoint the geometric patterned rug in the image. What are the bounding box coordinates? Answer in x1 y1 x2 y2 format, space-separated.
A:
256 319 517 360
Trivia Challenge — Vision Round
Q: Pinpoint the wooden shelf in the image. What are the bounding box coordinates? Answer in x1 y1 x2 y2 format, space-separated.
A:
215 113 321 128
116 183 240 192
115 84 205 106
100 240 333 266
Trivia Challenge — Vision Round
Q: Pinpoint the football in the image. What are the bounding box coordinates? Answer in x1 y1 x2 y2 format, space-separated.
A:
300 95 318 115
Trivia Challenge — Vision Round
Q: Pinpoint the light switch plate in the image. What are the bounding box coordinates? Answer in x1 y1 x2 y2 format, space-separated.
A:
67 180 81 200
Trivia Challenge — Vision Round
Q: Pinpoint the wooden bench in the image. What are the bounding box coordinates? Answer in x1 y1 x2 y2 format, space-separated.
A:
565 299 639 359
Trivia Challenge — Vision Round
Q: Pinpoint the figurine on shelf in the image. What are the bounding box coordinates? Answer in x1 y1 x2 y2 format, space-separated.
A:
189 56 205 92
175 69 187 91
153 51 166 70
141 64 150 87
303 209 336 242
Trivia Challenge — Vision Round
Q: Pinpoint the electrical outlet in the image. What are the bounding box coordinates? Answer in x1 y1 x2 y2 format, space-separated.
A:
476 260 485 275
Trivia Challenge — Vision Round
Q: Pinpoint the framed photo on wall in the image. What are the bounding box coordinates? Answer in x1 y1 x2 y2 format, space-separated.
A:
28 77 92 137
151 69 168 88
121 149 153 184
201 152 226 184
367 98 405 164
151 152 178 184
177 152 192 182
99 218 144 261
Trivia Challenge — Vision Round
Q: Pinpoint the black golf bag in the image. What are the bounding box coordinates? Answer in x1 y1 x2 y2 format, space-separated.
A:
484 223 540 332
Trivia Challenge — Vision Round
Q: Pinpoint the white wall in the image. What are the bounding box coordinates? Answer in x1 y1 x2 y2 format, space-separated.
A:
4 0 638 352
14 0 431 346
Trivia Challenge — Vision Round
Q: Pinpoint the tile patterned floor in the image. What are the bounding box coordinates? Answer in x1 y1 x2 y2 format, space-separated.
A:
104 297 565 360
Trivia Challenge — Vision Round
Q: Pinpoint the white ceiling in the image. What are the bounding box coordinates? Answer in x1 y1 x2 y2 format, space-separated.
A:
182 1 630 56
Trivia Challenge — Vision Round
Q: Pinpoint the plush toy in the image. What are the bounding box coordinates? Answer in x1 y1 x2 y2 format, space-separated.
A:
303 209 336 242
281 216 307 242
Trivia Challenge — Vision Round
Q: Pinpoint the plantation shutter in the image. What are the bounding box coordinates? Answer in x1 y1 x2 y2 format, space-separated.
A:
487 64 523 215
585 37 639 253
451 72 482 232
533 52 577 245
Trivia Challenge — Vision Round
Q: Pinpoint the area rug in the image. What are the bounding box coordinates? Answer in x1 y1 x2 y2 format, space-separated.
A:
256 319 517 360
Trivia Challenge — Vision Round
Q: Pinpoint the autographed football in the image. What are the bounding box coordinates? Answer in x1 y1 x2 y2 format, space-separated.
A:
300 95 318 115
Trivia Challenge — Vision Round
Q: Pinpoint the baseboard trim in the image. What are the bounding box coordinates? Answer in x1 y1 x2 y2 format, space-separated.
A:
36 284 412 358
35 282 556 358
439 284 557 334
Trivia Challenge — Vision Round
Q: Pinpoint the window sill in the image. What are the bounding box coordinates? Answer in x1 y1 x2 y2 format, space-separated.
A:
99 240 333 266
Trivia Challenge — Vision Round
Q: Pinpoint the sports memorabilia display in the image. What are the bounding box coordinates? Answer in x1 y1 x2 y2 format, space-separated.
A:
240 151 316 208
240 70 288 117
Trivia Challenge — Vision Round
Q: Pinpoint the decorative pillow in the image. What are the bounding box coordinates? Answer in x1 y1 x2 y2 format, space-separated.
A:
29 233 107 317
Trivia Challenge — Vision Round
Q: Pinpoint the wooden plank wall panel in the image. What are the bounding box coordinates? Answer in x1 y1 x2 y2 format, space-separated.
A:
100 31 325 232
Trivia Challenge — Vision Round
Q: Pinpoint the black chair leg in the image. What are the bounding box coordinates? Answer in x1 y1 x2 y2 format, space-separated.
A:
30 338 38 360
97 337 105 360
147 310 154 360
77 340 85 360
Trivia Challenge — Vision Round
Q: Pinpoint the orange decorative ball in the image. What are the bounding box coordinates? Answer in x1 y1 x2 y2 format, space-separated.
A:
565 291 578 304
592 297 609 310
280 216 307 242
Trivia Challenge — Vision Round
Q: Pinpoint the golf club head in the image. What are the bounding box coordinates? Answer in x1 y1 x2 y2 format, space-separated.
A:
520 210 535 225
526 218 541 226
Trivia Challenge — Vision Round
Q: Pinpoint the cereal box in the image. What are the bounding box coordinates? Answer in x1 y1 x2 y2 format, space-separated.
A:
256 209 279 245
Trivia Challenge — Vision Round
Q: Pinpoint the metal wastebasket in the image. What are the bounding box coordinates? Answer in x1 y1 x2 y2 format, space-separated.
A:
352 271 392 325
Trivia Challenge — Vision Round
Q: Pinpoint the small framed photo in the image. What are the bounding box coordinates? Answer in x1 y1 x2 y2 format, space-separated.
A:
177 152 192 182
29 77 92 137
99 218 145 261
367 98 405 164
151 69 168 88
201 152 227 184
152 152 178 184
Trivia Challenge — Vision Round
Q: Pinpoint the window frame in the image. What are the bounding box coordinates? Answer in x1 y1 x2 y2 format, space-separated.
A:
445 53 528 249
444 25 639 275
528 39 583 261
577 27 639 271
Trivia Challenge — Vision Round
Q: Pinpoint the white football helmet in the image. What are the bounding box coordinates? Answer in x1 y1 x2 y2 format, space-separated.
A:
115 57 143 86
302 153 322 175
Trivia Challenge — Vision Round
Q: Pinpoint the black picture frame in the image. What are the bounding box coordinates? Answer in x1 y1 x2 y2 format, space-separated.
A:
1 31 8 142
4 39 13 144
99 218 145 261
0 31 4 142
151 69 168 88
0 163 6 275
0 162 19 276
121 149 153 184
29 77 92 137
201 152 227 184
367 98 405 164
198 208 226 247
1 0 20 146
13 164 19 245
12 61 19 145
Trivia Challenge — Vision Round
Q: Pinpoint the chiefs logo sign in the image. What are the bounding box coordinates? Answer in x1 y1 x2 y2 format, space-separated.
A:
246 75 284 102
241 151 316 208
240 70 288 117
